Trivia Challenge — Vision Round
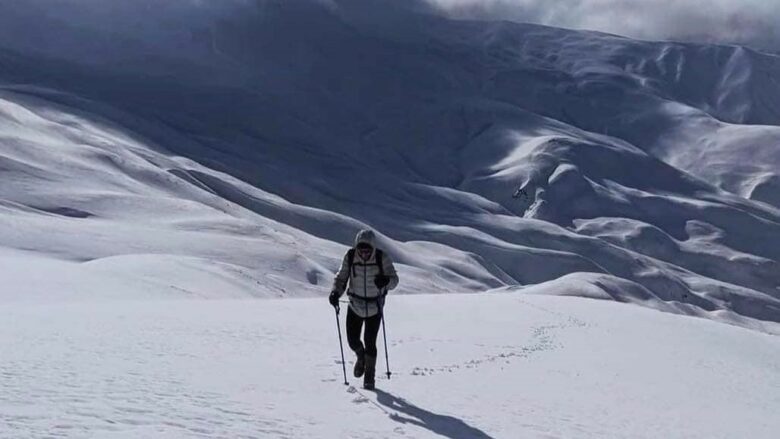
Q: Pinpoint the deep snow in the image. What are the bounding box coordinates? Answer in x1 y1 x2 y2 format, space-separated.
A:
2 294 778 439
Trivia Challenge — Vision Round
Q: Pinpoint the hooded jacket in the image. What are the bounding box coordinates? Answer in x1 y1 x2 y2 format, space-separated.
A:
332 230 399 318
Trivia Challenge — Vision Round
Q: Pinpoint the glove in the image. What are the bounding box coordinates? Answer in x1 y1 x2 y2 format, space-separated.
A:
329 291 340 307
374 274 390 289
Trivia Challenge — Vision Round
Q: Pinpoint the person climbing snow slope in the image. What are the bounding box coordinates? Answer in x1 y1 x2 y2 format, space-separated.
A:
329 230 399 390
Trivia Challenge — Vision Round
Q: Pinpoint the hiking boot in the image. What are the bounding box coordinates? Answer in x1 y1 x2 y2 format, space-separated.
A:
353 351 365 378
363 355 377 390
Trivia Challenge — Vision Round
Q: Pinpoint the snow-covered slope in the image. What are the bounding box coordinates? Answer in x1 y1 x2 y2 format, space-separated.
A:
2 293 778 438
2 2 779 437
0 0 779 329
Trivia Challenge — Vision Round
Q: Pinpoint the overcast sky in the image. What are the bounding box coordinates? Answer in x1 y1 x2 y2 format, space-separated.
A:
423 0 780 50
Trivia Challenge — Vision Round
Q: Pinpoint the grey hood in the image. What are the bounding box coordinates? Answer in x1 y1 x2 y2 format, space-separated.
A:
354 229 376 248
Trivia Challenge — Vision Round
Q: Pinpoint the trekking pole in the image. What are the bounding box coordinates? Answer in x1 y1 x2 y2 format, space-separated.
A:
334 304 349 386
379 292 392 380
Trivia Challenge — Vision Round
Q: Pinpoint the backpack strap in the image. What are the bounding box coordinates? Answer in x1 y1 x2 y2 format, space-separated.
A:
375 249 384 277
347 247 384 279
347 292 383 302
346 248 356 278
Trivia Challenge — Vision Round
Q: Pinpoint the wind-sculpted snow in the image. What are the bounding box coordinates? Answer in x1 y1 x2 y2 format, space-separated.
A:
0 0 779 328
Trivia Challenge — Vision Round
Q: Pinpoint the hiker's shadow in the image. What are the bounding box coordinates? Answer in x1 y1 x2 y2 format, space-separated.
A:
373 389 494 439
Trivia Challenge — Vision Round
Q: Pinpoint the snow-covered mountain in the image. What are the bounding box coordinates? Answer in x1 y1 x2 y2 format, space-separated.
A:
2 1 780 437
1 0 779 330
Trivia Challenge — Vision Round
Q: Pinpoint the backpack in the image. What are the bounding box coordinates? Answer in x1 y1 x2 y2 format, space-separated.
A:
346 248 384 278
345 248 385 299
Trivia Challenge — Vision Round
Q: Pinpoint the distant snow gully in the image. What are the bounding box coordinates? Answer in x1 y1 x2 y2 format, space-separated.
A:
329 230 399 390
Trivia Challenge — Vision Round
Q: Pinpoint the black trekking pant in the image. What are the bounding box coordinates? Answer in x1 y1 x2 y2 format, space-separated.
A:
346 306 381 358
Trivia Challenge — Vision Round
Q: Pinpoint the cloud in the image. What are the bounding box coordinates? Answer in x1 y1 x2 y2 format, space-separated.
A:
423 0 780 50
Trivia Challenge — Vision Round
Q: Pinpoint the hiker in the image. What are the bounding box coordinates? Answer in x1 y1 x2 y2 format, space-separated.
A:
329 229 399 390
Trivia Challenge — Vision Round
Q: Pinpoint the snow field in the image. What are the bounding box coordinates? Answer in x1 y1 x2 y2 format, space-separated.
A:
1 294 778 438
